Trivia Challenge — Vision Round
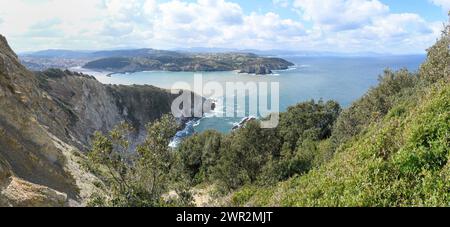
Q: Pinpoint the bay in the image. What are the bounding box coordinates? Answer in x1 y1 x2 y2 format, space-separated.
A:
90 55 425 134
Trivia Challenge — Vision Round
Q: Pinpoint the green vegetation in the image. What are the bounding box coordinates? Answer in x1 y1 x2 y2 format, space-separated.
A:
246 82 449 207
228 22 450 207
84 52 294 75
86 115 192 207
176 100 341 191
87 22 449 207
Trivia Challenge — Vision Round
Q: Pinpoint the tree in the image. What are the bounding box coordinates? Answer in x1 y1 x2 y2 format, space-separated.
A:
87 115 192 207
177 100 342 190
87 123 140 206
177 130 222 184
419 16 450 83
278 100 341 154
212 120 281 190
332 69 417 145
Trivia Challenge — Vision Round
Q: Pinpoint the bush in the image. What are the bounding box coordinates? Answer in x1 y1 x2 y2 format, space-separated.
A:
87 115 193 207
332 69 417 144
177 100 342 190
177 130 222 184
419 22 450 83
278 100 341 153
212 121 281 190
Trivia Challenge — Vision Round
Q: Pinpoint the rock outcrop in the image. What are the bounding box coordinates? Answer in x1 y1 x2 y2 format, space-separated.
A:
239 64 273 75
35 68 181 150
0 176 68 207
1 34 83 205
0 34 188 206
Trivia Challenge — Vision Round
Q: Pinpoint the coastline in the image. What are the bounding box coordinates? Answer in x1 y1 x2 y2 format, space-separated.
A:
75 67 295 77
78 57 295 76
69 66 114 77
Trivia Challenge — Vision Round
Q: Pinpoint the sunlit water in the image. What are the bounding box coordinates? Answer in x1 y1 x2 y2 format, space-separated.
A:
79 55 425 136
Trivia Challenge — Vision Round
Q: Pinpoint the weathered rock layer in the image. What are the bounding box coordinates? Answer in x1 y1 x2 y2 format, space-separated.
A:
0 34 182 206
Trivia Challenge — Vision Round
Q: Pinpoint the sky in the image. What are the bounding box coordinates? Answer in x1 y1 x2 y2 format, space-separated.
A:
0 0 449 54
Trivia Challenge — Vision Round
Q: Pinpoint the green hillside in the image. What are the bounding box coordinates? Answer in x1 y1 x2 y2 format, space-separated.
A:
233 81 449 207
83 53 294 75
230 25 450 207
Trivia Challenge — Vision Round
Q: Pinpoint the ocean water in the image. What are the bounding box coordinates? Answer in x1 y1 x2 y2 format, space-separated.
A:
90 55 425 134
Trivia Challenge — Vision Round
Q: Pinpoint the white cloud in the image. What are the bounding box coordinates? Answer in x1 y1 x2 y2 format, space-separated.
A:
430 0 450 10
322 13 442 53
366 14 433 39
293 0 389 31
153 1 305 49
288 0 441 53
104 0 157 22
0 0 445 54
0 0 106 49
273 0 290 8
216 12 305 49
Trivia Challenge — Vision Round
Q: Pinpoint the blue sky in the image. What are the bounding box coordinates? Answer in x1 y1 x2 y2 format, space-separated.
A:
234 0 449 20
0 0 448 53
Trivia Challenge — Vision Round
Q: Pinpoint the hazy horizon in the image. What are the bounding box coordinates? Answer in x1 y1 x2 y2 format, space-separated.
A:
17 46 429 57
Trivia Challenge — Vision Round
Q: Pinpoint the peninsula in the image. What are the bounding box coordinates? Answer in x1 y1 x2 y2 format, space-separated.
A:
83 51 294 75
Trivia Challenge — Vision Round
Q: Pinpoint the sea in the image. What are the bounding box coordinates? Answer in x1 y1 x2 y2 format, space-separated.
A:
77 55 426 145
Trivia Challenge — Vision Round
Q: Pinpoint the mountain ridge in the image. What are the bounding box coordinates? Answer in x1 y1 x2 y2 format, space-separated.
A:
20 48 295 75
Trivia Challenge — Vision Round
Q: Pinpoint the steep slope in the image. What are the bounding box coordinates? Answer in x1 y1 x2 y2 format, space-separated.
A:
236 82 447 207
0 34 186 206
229 25 450 207
35 69 181 150
0 34 84 205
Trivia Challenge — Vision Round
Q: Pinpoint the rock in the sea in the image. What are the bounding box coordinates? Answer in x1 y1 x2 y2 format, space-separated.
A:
239 64 272 75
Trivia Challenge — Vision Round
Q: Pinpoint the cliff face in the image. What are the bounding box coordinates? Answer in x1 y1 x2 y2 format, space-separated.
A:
35 68 182 150
35 69 123 150
0 35 180 206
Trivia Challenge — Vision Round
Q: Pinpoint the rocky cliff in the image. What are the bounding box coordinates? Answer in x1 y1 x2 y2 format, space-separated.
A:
0 34 185 206
34 68 183 151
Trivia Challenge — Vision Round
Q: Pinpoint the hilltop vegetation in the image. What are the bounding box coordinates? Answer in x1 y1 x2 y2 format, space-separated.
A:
83 52 294 75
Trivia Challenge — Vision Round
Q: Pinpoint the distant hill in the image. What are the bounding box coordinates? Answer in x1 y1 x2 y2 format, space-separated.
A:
175 47 398 57
20 47 402 74
89 48 184 59
20 48 294 74
21 49 93 58
84 52 294 75
21 48 184 59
